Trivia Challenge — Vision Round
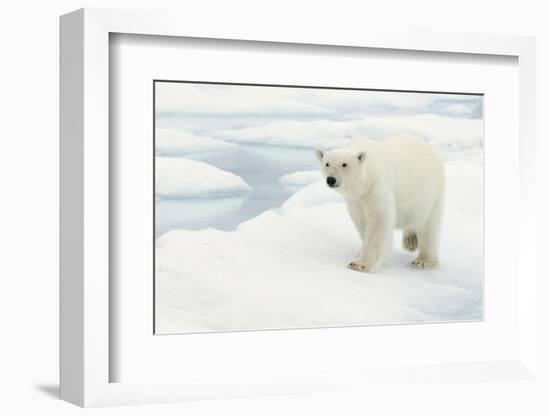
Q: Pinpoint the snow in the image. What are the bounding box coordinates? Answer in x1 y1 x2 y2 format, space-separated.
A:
156 128 236 155
214 114 483 151
155 82 335 115
156 157 251 199
280 180 343 212
214 119 352 149
278 170 321 187
156 82 481 118
155 151 483 333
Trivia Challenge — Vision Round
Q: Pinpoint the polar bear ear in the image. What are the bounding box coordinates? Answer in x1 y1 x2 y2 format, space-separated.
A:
315 149 324 161
357 152 366 163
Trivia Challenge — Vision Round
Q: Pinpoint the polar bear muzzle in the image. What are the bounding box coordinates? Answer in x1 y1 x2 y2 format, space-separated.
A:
326 176 338 187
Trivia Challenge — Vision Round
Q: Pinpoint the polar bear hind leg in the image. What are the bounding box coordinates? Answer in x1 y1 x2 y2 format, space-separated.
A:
410 196 443 269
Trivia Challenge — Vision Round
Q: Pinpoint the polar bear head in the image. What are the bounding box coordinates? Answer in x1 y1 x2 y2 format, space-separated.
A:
315 148 366 191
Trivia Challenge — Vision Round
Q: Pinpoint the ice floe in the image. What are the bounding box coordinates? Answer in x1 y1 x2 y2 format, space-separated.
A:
156 157 251 198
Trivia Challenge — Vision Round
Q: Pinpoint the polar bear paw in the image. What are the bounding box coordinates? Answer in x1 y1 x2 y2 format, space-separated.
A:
347 260 379 273
402 231 418 252
409 257 437 269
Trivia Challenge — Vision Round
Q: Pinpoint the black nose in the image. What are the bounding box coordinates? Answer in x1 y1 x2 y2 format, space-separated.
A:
326 176 336 186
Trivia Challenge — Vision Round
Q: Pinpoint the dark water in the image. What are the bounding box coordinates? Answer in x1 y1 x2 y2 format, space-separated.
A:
155 144 318 239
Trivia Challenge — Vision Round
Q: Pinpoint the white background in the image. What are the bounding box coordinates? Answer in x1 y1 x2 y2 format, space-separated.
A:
0 0 548 415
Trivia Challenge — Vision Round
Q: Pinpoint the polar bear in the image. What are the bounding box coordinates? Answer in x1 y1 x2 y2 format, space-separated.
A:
316 135 445 272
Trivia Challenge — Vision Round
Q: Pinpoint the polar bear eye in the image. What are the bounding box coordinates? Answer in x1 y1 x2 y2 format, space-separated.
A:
325 163 329 167
342 163 347 167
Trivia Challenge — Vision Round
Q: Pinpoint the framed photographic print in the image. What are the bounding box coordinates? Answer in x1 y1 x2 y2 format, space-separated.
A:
60 8 538 407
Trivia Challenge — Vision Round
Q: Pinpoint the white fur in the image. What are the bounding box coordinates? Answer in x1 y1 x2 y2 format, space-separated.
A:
316 135 445 272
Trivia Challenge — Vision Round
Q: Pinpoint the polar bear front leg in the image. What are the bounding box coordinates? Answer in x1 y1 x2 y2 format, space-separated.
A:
347 222 387 272
346 200 365 243
348 194 395 273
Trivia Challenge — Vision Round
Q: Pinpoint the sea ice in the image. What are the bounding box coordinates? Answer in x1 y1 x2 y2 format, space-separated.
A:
155 151 483 333
278 170 322 187
156 128 236 155
213 114 483 151
156 157 251 199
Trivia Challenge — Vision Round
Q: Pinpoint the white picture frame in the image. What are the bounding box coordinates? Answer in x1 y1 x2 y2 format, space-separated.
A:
60 7 537 407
